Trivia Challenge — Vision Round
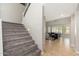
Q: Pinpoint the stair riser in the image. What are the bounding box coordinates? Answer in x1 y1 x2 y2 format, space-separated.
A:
22 47 38 56
3 27 26 31
3 34 29 39
2 23 24 27
3 36 32 42
4 45 37 56
3 28 27 32
25 49 41 56
3 40 35 50
3 32 29 36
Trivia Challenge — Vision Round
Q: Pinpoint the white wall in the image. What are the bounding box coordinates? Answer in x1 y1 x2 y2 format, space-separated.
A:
0 3 1 18
1 3 25 23
70 15 76 48
0 19 3 56
22 4 43 50
74 10 79 52
71 6 79 53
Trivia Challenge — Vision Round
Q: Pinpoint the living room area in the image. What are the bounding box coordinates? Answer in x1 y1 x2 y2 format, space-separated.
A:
42 3 77 56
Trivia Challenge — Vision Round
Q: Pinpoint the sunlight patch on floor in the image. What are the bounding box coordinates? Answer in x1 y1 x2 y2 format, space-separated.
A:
64 38 70 48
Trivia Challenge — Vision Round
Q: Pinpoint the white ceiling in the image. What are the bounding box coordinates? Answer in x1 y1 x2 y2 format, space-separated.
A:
44 3 78 21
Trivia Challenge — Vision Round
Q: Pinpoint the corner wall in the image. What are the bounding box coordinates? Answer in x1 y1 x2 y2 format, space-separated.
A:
22 3 43 50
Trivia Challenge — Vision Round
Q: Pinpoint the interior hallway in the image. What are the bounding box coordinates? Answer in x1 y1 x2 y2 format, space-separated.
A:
42 37 76 56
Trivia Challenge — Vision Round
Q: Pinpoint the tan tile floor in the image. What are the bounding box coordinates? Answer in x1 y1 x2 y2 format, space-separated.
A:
42 37 76 56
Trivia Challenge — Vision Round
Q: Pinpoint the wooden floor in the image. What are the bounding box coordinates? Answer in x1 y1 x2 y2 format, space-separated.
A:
42 37 76 56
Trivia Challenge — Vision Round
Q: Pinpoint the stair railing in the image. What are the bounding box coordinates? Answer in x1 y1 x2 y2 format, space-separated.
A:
22 3 31 17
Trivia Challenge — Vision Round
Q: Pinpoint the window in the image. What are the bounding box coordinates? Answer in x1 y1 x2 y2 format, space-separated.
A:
48 26 51 32
52 27 60 33
65 26 70 34
58 27 62 33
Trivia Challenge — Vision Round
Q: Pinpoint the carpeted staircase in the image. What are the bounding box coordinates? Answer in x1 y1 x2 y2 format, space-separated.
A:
2 21 41 56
